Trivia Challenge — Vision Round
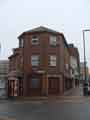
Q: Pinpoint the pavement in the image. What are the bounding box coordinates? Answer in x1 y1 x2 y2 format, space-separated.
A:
0 116 15 120
1 96 90 120
0 86 90 120
16 87 82 102
64 86 81 96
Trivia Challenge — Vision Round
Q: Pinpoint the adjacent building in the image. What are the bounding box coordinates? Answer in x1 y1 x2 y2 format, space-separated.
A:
69 44 80 87
8 48 23 97
63 41 71 91
80 62 89 83
0 60 9 98
8 26 80 97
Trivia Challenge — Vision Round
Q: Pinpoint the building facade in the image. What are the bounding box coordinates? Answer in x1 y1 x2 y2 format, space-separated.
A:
63 43 72 91
0 60 9 99
80 62 89 83
8 26 80 97
68 44 80 87
8 48 23 97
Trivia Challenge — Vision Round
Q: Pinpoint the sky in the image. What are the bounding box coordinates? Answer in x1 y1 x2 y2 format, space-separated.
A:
0 0 90 67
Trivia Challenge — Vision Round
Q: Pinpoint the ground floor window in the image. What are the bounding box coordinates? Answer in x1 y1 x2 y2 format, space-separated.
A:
31 78 40 88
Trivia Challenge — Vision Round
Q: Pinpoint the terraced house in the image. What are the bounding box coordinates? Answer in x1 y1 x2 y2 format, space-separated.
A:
8 26 80 97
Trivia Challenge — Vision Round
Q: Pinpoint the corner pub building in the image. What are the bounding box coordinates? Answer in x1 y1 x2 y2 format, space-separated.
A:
8 26 77 97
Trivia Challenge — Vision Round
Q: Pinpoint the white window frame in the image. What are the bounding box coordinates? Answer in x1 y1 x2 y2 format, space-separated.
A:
50 35 57 46
31 35 39 45
65 64 69 70
31 55 39 66
50 55 56 66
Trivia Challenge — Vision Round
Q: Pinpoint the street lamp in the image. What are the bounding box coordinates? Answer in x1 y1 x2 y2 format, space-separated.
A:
83 29 90 82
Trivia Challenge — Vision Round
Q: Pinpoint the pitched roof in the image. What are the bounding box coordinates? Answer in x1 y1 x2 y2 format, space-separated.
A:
26 26 59 33
18 26 60 38
68 44 79 57
18 26 68 48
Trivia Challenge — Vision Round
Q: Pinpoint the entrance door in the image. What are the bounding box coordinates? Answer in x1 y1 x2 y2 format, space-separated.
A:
48 77 59 95
30 78 42 96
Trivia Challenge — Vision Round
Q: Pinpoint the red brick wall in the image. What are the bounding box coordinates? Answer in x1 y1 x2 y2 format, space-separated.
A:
9 31 69 96
9 48 23 72
23 32 64 74
22 32 65 95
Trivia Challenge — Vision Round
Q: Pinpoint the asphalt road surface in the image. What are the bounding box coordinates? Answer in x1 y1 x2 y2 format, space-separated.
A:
0 98 90 120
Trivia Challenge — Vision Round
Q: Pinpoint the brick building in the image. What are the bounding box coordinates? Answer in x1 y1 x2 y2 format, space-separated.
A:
68 44 80 87
8 48 23 97
8 26 80 97
80 62 89 83
63 43 71 91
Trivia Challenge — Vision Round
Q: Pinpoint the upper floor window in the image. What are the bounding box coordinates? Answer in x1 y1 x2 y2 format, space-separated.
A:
31 55 39 66
50 35 57 46
50 55 56 66
19 38 24 48
31 35 39 45
65 64 69 70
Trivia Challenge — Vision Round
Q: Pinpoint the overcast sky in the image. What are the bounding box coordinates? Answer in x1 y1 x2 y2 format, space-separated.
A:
0 0 90 67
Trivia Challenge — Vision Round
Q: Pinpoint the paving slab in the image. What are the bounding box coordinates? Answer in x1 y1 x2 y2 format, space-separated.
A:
0 116 16 120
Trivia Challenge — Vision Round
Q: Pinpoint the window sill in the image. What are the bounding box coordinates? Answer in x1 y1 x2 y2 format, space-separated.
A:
48 65 56 67
31 44 40 46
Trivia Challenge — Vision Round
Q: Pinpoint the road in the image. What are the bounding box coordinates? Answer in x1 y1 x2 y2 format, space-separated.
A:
0 97 90 120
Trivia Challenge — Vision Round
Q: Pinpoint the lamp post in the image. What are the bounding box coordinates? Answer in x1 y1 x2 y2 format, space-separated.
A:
83 29 90 82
